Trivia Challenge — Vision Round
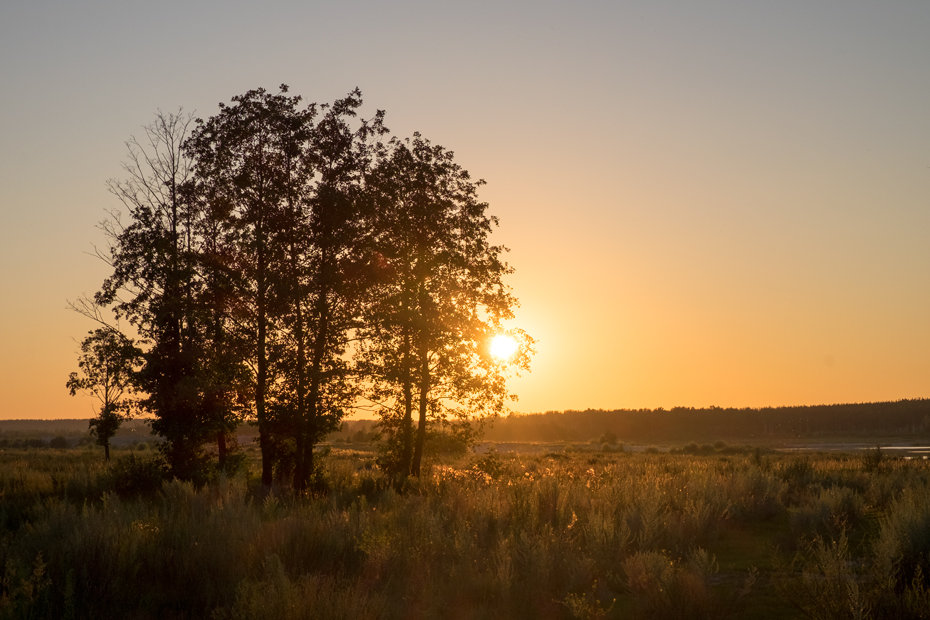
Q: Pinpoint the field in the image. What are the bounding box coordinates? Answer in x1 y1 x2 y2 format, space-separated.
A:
1 442 930 619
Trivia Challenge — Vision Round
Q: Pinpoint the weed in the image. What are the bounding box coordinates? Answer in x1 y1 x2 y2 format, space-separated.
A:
861 446 884 473
781 532 872 620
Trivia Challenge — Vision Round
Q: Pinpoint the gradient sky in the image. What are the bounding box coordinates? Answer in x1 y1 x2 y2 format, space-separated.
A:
1 1 928 420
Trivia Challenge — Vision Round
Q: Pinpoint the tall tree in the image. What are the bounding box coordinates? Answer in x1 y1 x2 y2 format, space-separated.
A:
186 86 311 487
288 89 386 490
96 110 212 477
66 328 141 460
188 86 387 489
194 211 250 471
360 134 531 477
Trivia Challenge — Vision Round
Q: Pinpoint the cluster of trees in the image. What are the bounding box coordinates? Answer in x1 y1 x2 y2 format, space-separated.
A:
68 86 531 487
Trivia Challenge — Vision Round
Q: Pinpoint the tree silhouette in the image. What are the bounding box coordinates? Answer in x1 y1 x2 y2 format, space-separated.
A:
96 110 214 477
360 134 531 477
281 90 386 490
66 328 141 460
187 86 389 489
187 86 318 487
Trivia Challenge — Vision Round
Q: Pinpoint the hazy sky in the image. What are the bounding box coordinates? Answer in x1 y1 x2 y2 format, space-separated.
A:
1 1 929 420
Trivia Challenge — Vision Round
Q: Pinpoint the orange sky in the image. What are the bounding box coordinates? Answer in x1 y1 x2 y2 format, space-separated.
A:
1 2 929 419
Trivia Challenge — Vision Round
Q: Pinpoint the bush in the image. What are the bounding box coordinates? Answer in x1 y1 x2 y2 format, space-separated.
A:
8 444 930 618
473 451 506 478
48 436 70 449
781 533 872 619
862 446 884 473
873 487 930 595
622 548 751 619
780 457 814 481
105 454 166 498
424 431 469 458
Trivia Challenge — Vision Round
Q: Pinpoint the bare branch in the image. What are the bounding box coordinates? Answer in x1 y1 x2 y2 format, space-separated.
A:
67 296 117 330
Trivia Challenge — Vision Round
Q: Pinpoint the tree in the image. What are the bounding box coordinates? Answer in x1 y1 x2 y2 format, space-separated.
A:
95 110 214 477
66 328 141 460
186 85 315 487
360 134 532 477
286 89 386 490
187 86 387 489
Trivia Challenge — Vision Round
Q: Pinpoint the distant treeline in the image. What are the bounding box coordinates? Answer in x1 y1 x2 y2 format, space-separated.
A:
7 399 930 447
482 399 930 444
0 419 150 439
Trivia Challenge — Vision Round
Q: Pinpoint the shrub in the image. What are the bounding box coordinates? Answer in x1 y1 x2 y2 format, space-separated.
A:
215 554 385 619
105 454 166 498
424 430 469 458
861 446 884 473
781 533 872 620
48 437 70 450
7 444 930 618
0 552 52 619
473 451 506 478
621 548 749 619
789 486 865 542
873 486 930 595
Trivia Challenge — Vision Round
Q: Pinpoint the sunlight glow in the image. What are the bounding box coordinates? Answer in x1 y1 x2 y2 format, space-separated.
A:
490 334 518 361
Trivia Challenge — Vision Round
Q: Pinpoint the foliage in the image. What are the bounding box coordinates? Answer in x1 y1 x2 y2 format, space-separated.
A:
359 133 532 477
872 486 930 598
781 533 872 620
105 454 167 498
66 328 141 460
95 109 218 478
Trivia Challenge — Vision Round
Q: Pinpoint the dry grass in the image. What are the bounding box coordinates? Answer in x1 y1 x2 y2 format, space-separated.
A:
1 445 929 618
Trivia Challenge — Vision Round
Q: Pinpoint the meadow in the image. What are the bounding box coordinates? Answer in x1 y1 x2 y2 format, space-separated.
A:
1 442 929 619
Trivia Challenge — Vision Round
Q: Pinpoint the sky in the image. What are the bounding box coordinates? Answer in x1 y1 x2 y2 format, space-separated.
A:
1 1 929 420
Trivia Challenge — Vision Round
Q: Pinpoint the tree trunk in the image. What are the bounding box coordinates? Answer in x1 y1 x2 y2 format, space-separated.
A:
210 264 230 473
296 240 332 490
411 341 430 477
104 441 111 462
292 281 309 491
256 218 272 489
399 327 414 477
217 431 227 469
306 444 315 490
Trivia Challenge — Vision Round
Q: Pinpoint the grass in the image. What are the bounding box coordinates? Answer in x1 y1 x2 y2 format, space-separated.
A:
1 444 930 618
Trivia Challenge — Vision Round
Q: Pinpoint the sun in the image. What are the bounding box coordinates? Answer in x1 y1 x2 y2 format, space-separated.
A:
490 334 518 361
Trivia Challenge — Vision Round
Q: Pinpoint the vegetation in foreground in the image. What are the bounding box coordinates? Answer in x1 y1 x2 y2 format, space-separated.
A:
2 445 930 619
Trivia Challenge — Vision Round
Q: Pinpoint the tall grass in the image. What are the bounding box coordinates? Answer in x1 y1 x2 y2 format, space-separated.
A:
1 446 930 618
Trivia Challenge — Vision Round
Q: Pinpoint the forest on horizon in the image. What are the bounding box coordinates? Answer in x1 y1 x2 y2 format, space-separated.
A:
7 398 929 446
